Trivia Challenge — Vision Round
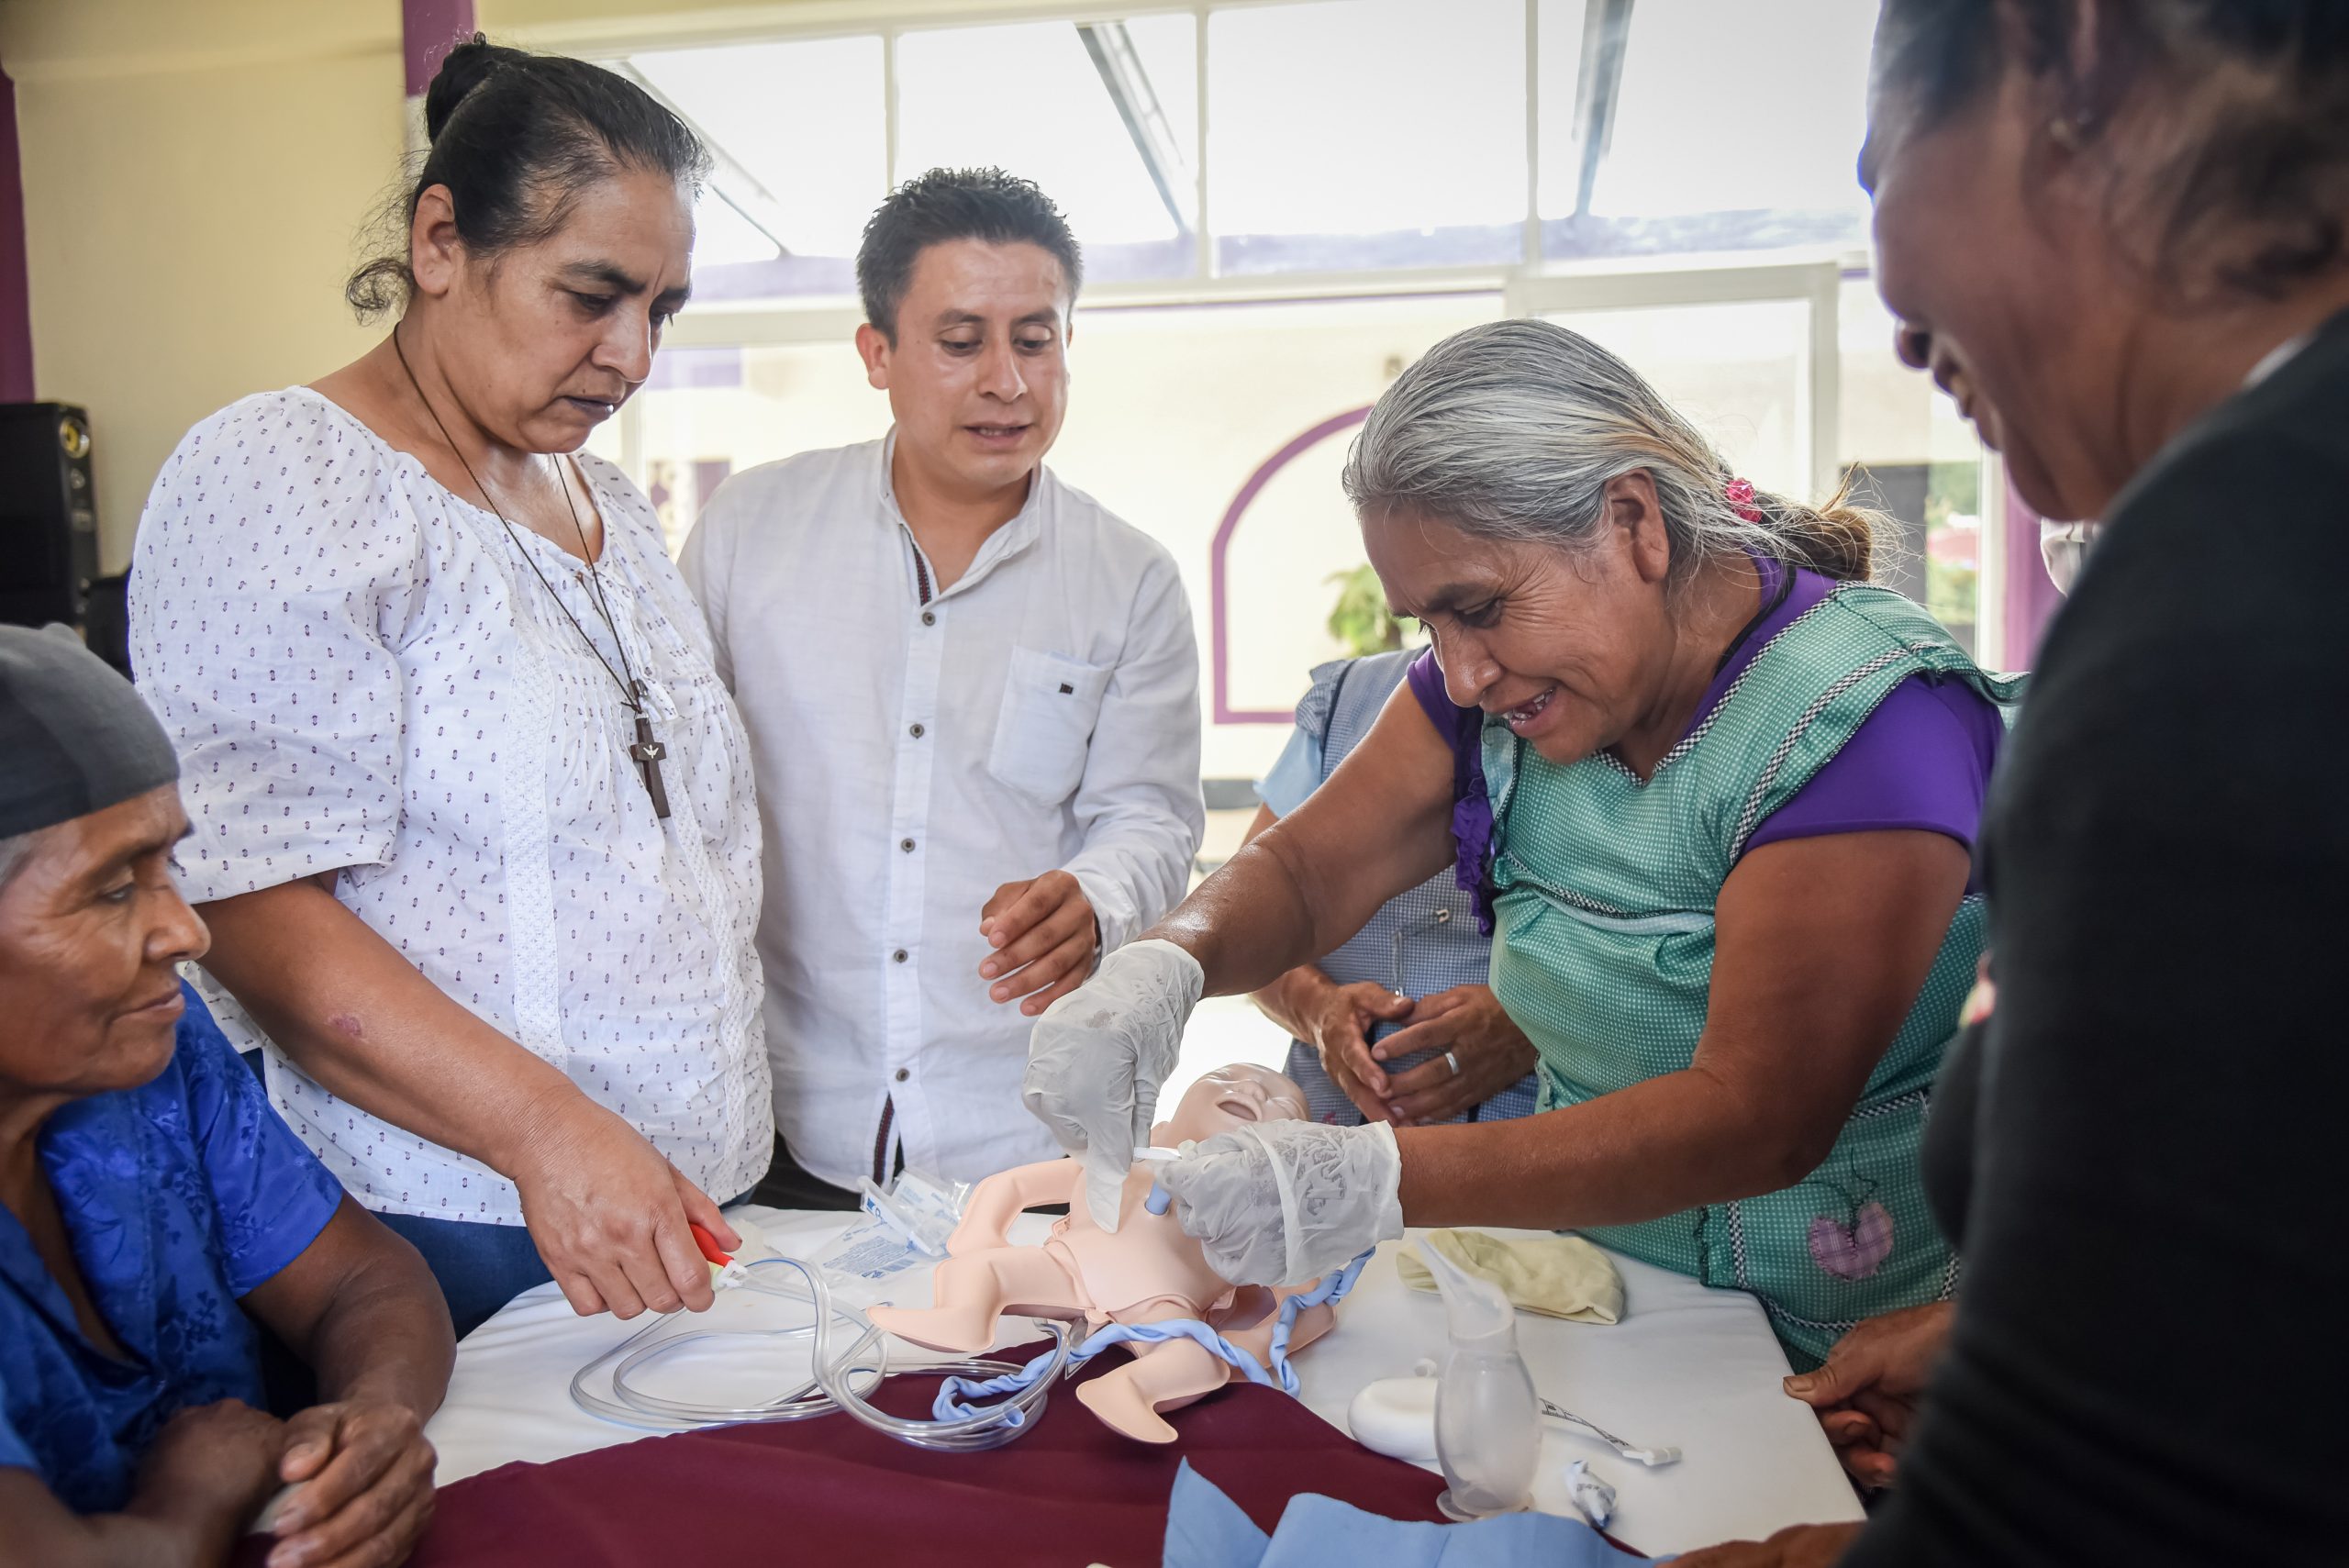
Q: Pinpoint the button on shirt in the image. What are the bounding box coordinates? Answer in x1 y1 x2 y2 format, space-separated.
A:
0 984 344 1514
679 435 1204 1189
129 390 772 1224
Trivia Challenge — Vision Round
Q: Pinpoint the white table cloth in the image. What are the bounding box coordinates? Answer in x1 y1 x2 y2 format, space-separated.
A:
422 1207 1863 1558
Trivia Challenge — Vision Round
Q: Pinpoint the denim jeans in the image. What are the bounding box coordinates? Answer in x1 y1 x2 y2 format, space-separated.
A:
372 1210 556 1341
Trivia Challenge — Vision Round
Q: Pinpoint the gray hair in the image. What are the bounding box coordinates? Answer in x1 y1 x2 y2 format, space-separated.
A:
1341 319 1883 588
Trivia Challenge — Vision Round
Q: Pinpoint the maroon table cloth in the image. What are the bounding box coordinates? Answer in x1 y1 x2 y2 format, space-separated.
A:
406 1340 1451 1566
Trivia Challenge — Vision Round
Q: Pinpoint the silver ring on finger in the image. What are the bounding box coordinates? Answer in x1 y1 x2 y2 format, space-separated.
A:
1444 1049 1461 1077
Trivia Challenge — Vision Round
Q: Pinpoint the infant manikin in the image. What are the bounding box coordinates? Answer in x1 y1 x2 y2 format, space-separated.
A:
868 1063 1338 1443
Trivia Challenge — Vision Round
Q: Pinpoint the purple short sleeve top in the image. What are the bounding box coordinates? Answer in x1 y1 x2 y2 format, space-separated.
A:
1406 559 2003 926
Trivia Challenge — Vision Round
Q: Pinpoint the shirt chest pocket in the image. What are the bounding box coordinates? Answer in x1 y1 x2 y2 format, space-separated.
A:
986 647 1113 804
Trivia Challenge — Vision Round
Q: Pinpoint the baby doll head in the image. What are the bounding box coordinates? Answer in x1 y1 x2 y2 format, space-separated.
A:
1156 1062 1309 1145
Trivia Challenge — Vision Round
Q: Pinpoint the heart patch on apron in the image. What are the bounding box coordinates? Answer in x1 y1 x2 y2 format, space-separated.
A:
1808 1200 1894 1281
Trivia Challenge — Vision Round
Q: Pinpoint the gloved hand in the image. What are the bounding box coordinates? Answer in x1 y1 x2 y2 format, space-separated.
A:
1022 938 1205 1229
1156 1118 1406 1286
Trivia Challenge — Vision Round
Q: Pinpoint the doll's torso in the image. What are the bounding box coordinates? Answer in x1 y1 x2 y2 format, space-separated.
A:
1044 1165 1235 1324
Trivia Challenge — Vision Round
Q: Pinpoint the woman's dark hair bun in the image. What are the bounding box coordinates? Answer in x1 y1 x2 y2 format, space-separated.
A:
423 35 528 143
346 36 708 320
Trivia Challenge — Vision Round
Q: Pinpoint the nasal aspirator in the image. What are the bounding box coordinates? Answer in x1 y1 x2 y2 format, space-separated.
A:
1417 1237 1541 1520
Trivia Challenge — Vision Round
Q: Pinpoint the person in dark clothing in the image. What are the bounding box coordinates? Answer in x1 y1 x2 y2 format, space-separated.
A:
1680 3 2349 1563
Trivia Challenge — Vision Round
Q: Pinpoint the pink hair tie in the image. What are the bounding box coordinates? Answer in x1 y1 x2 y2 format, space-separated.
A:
1724 478 1763 524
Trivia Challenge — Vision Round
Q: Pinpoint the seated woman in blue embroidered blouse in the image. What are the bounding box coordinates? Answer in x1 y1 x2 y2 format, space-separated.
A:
0 628 452 1568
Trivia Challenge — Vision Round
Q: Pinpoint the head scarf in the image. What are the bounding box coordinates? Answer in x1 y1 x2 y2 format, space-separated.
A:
0 625 179 840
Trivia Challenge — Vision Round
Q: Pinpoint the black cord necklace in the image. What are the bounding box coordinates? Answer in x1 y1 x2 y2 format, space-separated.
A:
392 329 670 817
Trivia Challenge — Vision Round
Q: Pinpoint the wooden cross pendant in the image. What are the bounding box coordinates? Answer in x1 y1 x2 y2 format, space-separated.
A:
628 684 671 819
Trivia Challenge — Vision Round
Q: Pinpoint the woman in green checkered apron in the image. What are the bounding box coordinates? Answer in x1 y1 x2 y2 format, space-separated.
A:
1476 578 2014 1362
1022 319 2017 1368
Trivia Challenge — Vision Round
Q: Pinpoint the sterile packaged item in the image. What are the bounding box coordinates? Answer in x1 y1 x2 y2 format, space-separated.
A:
1418 1236 1542 1520
807 1168 973 1299
1563 1460 1617 1530
807 1219 933 1294
856 1166 970 1257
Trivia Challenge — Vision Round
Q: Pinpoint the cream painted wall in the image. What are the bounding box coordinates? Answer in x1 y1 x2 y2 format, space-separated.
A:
0 0 406 571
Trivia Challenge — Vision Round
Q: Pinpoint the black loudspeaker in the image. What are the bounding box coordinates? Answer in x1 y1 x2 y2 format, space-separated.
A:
0 402 101 628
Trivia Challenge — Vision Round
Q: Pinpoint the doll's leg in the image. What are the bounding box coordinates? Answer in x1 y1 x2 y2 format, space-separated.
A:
1074 1328 1235 1444
868 1247 1078 1354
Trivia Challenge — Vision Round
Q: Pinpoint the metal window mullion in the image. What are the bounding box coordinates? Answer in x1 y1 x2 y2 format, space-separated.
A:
1509 257 1834 317
664 304 872 349
1807 261 1841 501
883 27 901 194
680 255 1861 346
1522 0 1542 268
618 392 645 487
1976 450 2011 670
1195 3 1214 280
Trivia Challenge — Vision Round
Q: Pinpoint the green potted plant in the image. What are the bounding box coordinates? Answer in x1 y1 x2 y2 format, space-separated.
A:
1325 563 1417 658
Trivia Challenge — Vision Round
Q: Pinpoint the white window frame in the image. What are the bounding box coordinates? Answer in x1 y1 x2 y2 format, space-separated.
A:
539 0 2006 655
1507 258 1845 500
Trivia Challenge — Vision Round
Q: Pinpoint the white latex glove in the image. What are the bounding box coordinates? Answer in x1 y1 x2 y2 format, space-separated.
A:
1156 1118 1406 1286
1022 937 1204 1229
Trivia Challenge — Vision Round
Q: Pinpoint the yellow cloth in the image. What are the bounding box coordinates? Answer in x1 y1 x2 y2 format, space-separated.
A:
1397 1229 1624 1325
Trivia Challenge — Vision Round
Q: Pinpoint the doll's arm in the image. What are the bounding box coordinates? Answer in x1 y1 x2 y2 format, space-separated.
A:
947 1160 1086 1254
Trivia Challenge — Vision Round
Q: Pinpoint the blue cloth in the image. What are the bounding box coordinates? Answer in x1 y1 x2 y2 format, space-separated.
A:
0 984 345 1513
1255 724 1325 819
1162 1461 1660 1566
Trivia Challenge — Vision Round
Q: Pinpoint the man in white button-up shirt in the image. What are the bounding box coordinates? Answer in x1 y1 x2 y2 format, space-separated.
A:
680 169 1204 1198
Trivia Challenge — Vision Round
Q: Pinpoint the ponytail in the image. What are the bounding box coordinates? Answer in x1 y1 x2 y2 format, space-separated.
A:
1752 473 1887 583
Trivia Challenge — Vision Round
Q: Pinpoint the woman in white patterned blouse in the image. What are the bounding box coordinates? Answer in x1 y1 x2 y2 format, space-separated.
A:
128 39 770 1338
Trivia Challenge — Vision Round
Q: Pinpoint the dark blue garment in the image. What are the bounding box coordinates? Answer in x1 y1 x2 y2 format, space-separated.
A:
0 983 344 1513
372 1209 554 1341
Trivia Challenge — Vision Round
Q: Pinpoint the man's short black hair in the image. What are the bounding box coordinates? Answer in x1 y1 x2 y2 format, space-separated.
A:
856 167 1084 342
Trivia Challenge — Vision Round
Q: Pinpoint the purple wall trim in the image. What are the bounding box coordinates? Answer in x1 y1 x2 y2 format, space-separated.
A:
0 66 33 403
2000 477 2062 668
1209 406 1374 725
404 0 476 97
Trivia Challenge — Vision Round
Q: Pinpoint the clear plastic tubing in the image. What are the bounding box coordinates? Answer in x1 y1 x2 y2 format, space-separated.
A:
568 1256 1080 1452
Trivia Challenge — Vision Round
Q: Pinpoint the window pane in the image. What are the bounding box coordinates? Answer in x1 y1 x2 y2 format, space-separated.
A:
896 17 1199 283
628 35 886 299
1533 0 1591 219
1837 277 1986 651
632 342 885 554
1541 298 1814 499
1209 0 1527 273
1544 0 1876 261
